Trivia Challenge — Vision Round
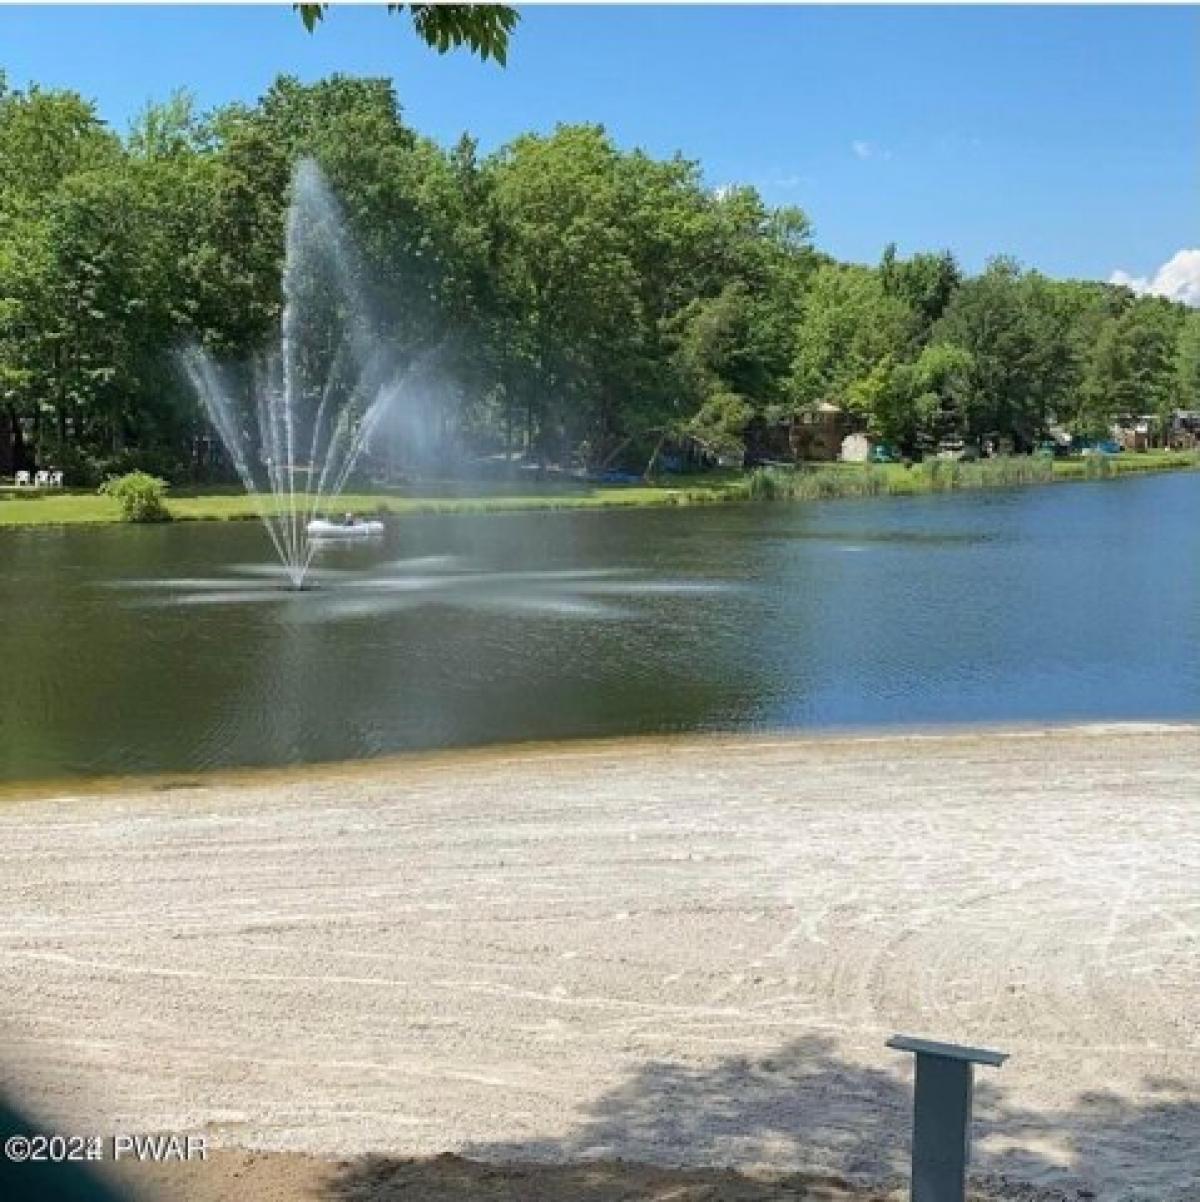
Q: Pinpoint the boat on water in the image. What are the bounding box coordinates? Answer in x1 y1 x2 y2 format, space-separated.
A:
306 517 386 539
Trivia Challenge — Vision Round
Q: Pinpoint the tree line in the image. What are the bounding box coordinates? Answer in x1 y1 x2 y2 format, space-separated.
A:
1 71 1198 483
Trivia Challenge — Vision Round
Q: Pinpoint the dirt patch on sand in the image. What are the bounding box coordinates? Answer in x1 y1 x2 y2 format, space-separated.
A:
102 1148 897 1202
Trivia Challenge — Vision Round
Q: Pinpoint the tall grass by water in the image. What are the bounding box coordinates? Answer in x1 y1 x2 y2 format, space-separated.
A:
740 456 1053 501
739 450 1200 503
744 464 893 501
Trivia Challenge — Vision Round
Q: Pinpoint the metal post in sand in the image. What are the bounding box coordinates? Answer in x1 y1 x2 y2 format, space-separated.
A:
887 1034 1009 1202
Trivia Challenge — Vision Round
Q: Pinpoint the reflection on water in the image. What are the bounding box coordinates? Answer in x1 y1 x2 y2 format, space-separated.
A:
107 559 729 623
2 472 1199 783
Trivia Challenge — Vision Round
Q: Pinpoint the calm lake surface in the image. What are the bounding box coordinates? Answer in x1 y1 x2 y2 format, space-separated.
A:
3 472 1199 784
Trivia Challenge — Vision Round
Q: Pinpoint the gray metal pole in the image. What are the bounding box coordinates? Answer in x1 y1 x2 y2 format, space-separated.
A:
887 1035 1009 1202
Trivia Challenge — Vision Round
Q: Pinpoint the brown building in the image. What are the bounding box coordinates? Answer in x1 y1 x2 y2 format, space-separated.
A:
744 402 847 465
792 402 848 460
1169 411 1200 450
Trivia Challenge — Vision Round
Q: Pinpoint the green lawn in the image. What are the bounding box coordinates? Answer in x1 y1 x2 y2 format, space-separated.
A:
1050 449 1200 480
0 479 737 527
1 452 1197 528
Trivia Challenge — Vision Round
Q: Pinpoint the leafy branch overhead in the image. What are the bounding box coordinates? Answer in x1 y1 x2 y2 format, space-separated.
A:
294 4 519 65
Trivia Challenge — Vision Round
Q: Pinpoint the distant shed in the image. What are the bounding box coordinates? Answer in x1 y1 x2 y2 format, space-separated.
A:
840 432 877 463
791 402 847 461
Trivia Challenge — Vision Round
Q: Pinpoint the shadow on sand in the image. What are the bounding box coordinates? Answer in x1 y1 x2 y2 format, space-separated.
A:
320 1036 1198 1202
2 1039 1196 1201
0 1095 123 1202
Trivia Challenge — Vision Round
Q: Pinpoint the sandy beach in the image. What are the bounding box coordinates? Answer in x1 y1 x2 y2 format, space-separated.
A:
1 725 1197 1201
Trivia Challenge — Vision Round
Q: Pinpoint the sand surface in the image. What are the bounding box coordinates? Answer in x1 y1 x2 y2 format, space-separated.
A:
100 1148 901 1202
0 726 1197 1201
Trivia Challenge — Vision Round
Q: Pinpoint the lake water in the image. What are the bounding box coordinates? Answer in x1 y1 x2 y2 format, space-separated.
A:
2 472 1198 784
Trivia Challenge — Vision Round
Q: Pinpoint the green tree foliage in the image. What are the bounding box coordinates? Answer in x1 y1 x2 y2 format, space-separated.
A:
1176 312 1200 412
295 4 518 65
0 70 1195 482
789 264 912 411
670 283 775 457
846 343 974 449
1077 296 1182 435
880 243 961 334
931 258 1064 445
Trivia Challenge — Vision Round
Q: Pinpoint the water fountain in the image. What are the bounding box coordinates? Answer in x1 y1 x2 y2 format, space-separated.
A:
170 159 728 631
182 158 431 589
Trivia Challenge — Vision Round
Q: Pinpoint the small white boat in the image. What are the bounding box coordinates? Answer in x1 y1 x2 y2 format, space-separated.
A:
306 518 386 539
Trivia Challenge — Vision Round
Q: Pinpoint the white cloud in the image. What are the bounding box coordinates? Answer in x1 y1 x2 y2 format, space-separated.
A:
759 170 806 192
851 140 892 162
1110 248 1200 308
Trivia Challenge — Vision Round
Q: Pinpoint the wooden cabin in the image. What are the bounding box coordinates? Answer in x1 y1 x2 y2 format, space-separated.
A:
745 402 847 465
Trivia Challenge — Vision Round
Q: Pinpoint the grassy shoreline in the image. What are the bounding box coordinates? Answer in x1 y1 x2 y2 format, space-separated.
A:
1 450 1198 528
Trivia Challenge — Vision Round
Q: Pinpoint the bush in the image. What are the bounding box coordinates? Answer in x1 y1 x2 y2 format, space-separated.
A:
100 472 172 522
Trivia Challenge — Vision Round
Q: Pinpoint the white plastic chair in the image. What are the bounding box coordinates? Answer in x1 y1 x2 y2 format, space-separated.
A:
34 470 50 487
15 470 31 487
49 470 64 488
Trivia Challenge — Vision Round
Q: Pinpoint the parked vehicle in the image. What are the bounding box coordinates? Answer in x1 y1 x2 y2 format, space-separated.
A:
1081 440 1124 457
936 436 980 462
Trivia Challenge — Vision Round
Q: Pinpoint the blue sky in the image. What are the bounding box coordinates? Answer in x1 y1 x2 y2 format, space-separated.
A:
1 4 1196 286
